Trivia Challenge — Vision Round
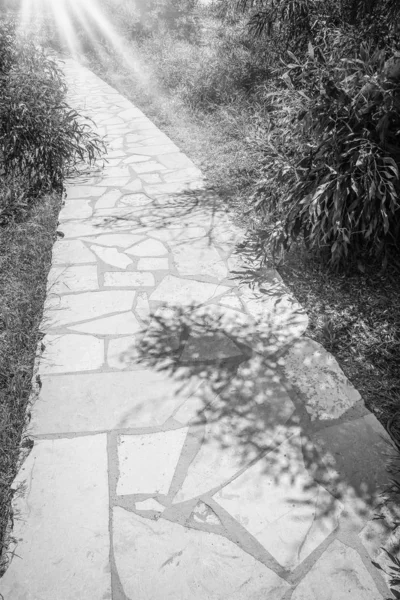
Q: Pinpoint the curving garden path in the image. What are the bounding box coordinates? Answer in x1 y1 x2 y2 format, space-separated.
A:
0 59 396 600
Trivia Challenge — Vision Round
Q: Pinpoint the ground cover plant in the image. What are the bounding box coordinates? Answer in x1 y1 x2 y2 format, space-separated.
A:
0 15 104 572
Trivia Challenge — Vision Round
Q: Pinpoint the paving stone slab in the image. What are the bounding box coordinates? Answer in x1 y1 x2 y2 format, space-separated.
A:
0 436 111 600
40 333 104 374
117 429 189 495
214 436 343 570
280 337 362 421
52 239 97 264
47 265 99 293
45 290 135 328
291 540 384 599
32 370 204 434
112 508 290 600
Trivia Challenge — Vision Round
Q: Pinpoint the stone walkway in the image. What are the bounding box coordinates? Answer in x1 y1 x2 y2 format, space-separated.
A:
0 60 396 600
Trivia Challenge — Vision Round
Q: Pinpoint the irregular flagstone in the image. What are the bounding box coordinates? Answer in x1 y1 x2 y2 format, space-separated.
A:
132 290 149 318
123 154 151 164
279 337 362 421
163 167 203 183
117 429 189 495
32 371 204 433
150 275 230 305
118 193 154 207
238 279 308 340
45 290 135 328
180 331 244 363
47 265 99 293
131 160 167 173
158 152 196 169
139 173 163 184
171 239 228 279
60 218 136 238
192 501 222 526
137 257 169 270
40 334 104 374
113 508 290 600
69 311 141 335
107 336 139 370
59 199 92 220
0 436 111 600
65 185 107 199
126 238 167 256
311 414 392 519
123 179 143 193
104 271 155 287
82 233 143 248
214 436 343 570
291 540 384 600
149 226 207 242
52 239 96 264
95 189 123 209
175 373 297 502
135 499 165 512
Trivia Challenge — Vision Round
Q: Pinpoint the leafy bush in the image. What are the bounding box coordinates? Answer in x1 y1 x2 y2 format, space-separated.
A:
251 31 400 269
0 18 105 196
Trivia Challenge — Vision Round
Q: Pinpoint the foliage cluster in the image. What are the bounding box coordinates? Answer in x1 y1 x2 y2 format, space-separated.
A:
232 0 400 269
0 17 104 223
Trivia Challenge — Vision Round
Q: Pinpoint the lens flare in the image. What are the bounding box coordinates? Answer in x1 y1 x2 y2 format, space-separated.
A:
15 0 154 104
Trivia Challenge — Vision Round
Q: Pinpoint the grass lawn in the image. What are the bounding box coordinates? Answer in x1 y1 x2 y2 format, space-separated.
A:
0 192 61 574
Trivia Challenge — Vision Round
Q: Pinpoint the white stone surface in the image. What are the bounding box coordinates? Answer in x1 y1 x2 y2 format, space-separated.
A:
126 239 167 257
69 312 141 335
107 336 138 369
46 290 135 328
214 436 343 570
163 167 203 182
104 271 155 287
113 508 289 600
82 233 143 248
158 152 196 169
150 226 206 243
40 334 104 374
117 429 188 495
0 436 111 600
123 155 150 164
174 382 294 502
59 199 92 220
135 292 151 321
137 257 169 270
95 189 122 209
135 499 165 512
131 160 167 173
90 244 132 269
150 276 229 305
239 281 308 339
280 337 361 420
52 240 96 265
34 371 203 433
171 240 228 279
65 185 106 199
47 265 99 294
119 193 153 207
291 540 383 600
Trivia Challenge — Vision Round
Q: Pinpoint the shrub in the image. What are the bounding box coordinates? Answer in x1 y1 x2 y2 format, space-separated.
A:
0 18 105 196
251 32 400 269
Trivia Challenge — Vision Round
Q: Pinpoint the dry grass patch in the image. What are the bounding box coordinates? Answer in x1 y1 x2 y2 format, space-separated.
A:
0 192 61 574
